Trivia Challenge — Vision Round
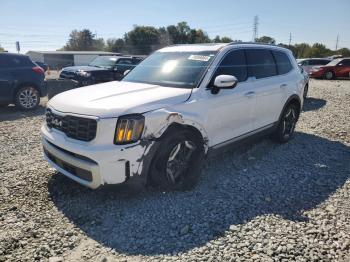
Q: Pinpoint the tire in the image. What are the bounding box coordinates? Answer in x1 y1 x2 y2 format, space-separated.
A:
272 103 299 143
149 129 204 191
15 86 40 110
324 71 335 80
303 84 308 99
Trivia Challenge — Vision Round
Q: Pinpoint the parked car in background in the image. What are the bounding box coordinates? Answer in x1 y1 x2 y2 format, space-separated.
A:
297 58 331 73
0 53 46 110
309 57 350 79
299 65 309 98
34 61 48 72
59 55 144 86
42 43 306 190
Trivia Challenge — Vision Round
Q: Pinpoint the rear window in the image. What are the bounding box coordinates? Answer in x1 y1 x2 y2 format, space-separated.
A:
0 55 34 68
246 49 277 79
272 51 293 74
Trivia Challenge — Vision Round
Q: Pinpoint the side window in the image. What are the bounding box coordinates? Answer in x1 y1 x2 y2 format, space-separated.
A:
341 59 350 66
272 51 293 74
246 49 277 79
115 59 134 72
214 49 247 82
116 59 133 66
132 58 143 65
308 60 319 66
301 60 309 66
320 60 330 65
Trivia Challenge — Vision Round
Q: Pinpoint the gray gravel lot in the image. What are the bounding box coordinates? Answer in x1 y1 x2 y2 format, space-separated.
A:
0 79 349 262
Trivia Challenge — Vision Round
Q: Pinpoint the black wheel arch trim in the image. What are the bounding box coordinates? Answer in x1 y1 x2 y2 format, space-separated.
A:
277 94 302 124
13 82 42 100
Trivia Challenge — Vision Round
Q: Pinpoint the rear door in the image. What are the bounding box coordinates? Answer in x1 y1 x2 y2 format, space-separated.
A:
0 56 15 103
335 59 350 77
246 48 288 129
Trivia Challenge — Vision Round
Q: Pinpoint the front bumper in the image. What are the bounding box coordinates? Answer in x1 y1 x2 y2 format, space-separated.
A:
41 121 155 189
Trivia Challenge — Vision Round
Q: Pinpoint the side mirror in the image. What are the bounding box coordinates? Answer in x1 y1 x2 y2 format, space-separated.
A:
211 75 237 94
123 69 131 76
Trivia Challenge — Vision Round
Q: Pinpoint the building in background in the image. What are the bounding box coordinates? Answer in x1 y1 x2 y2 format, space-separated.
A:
26 51 121 69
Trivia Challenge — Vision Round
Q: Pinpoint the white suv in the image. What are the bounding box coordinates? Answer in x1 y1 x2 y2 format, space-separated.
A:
42 43 307 190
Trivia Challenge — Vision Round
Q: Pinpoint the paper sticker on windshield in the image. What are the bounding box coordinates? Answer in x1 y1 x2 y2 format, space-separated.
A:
188 55 211 62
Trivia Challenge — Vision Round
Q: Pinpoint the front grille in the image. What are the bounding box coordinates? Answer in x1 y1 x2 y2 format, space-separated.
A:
46 109 97 142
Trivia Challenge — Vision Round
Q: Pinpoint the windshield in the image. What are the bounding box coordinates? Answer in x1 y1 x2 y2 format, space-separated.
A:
326 58 342 66
89 56 118 69
122 51 217 88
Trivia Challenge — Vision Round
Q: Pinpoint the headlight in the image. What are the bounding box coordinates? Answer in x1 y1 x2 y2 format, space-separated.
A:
114 115 145 144
76 70 91 77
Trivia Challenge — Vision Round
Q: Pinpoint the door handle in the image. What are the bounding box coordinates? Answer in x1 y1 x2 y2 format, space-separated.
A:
280 84 288 88
244 91 255 97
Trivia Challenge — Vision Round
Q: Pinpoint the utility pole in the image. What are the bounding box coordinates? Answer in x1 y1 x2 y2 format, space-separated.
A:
252 15 259 42
335 34 339 50
289 32 292 46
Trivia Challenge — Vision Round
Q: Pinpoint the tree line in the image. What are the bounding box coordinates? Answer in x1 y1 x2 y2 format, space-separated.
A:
61 22 350 58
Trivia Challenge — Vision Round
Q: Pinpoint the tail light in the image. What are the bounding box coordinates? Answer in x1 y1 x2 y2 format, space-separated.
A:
32 66 44 74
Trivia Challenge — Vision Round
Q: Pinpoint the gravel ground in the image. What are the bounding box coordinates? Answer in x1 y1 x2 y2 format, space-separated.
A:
0 79 349 262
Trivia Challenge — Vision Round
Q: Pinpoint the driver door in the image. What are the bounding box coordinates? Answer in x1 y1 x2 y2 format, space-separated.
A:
201 49 256 147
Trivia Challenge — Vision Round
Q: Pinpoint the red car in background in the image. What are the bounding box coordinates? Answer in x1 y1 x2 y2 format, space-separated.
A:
309 58 350 79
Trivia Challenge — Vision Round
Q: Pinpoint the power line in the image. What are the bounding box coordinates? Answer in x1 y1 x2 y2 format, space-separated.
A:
252 15 259 42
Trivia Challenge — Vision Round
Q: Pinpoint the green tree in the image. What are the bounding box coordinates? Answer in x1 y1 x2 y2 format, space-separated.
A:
309 43 332 57
255 36 276 45
166 22 193 44
188 29 211 44
335 47 350 57
293 43 312 58
63 29 105 51
125 26 161 54
105 38 125 53
213 36 233 43
0 45 5 52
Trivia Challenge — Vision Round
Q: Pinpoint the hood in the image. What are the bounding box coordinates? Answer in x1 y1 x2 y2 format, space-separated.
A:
62 66 108 72
48 81 192 118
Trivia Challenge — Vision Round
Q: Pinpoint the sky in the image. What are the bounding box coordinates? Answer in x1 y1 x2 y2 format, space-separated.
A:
1 0 349 53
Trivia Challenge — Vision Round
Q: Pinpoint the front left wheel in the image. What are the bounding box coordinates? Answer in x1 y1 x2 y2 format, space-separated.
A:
15 86 40 110
149 129 204 191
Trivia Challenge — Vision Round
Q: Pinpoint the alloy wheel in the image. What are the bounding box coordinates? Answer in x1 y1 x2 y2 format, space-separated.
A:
18 88 39 109
166 140 197 185
325 71 333 80
282 107 297 139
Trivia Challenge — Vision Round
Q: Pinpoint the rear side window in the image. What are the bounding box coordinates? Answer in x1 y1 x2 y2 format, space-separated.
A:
132 58 143 65
246 49 277 79
214 50 247 82
116 59 133 66
9 56 34 67
341 59 350 66
272 51 293 74
320 60 331 65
